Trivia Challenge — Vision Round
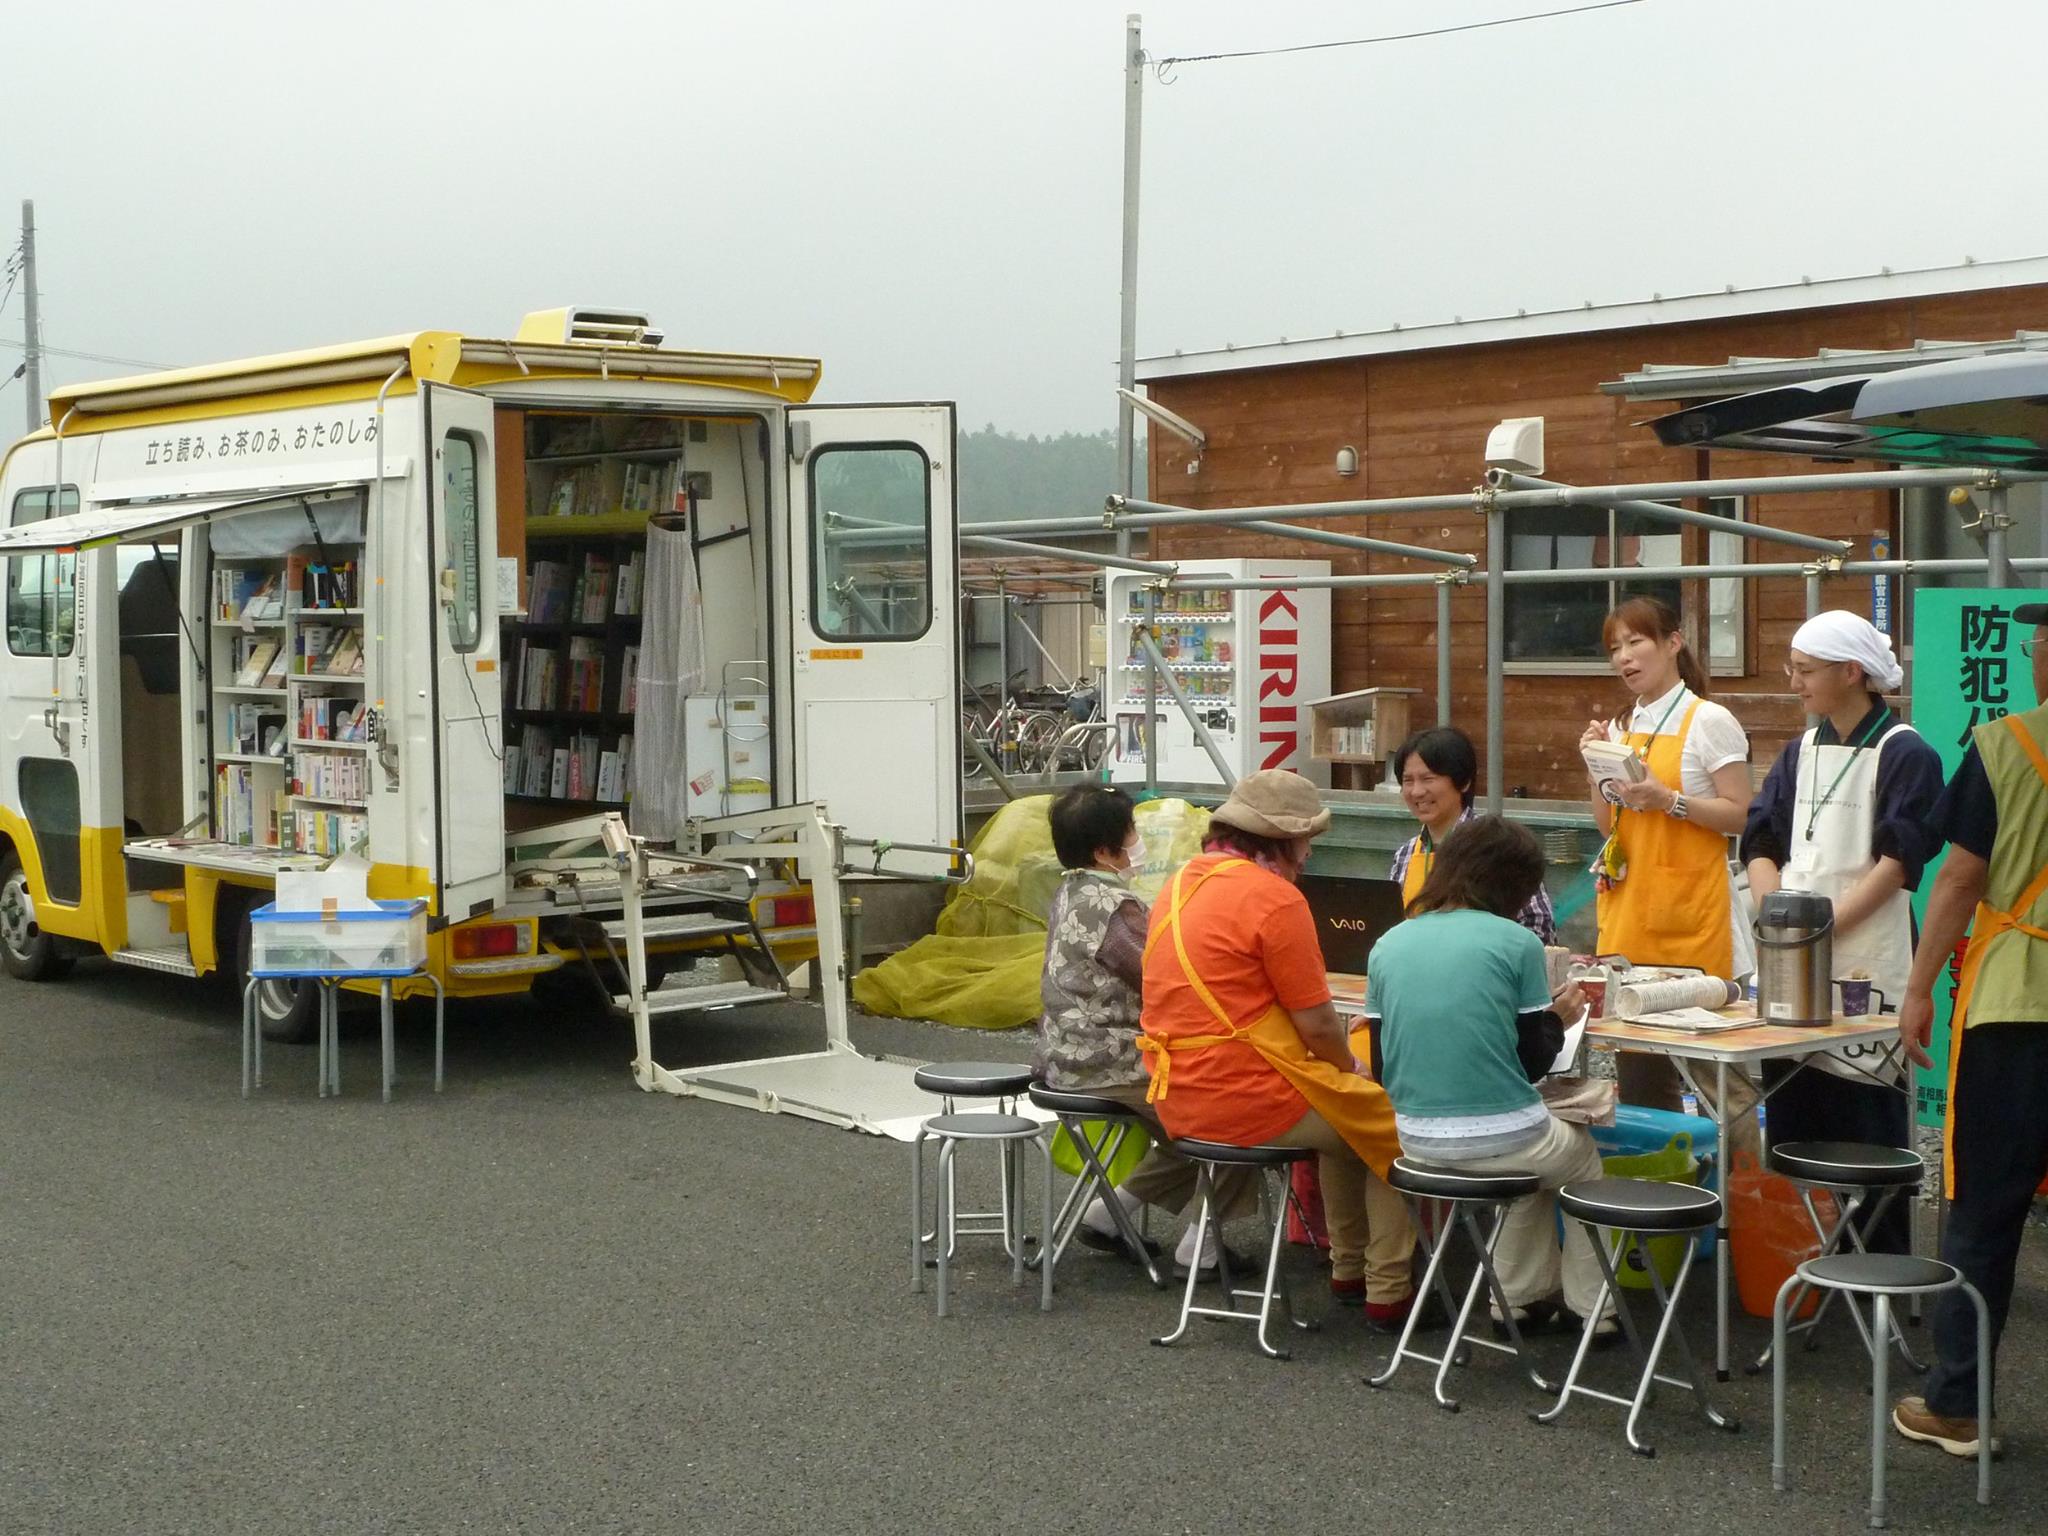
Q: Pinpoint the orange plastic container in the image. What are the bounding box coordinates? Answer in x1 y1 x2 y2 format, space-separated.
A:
1729 1148 1837 1320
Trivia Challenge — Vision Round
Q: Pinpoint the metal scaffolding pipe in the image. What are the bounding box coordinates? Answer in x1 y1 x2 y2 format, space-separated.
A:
1986 483 2014 588
1486 463 2048 506
1436 579 1454 727
1143 587 1159 791
1488 471 1849 556
1173 572 1451 591
1501 562 1813 583
1241 517 1473 566
961 534 1175 576
1484 500 1506 814
1132 626 1238 788
1115 491 1481 525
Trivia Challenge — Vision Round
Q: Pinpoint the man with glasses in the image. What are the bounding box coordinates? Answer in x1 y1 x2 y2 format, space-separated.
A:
1894 600 2048 1460
1741 610 1943 1255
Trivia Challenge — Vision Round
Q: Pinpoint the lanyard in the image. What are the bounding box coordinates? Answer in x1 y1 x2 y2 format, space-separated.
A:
1803 709 1891 842
1623 688 1688 816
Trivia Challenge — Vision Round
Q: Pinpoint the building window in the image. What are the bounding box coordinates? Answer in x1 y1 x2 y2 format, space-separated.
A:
7 487 81 658
1503 495 1745 672
809 444 932 640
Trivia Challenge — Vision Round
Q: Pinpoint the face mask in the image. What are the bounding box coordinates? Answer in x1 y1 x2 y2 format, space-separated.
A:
1122 834 1146 868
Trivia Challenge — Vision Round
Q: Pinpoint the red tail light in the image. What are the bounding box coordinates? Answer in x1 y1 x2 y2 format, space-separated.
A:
452 923 525 959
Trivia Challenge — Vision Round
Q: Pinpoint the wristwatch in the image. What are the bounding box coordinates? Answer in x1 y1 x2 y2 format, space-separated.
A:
1667 793 1690 821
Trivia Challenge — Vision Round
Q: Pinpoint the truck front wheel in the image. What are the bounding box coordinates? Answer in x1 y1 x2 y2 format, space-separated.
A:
0 850 73 982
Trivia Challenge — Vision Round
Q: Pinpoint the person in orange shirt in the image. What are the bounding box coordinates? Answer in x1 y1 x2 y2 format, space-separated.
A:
1139 770 1415 1329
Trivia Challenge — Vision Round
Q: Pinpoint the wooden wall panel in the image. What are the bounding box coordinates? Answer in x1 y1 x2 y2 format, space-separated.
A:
1146 282 2048 798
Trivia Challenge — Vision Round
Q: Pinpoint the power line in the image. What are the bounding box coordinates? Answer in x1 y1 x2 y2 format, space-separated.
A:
1154 0 1646 73
0 337 173 370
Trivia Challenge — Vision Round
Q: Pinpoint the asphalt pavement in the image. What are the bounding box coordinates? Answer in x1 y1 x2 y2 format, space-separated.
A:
2 960 2041 1535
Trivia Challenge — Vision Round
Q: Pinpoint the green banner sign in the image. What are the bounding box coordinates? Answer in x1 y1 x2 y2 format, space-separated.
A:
1906 588 2038 1128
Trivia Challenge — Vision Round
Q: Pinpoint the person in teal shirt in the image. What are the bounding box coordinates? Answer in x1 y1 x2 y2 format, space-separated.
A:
1367 816 1613 1333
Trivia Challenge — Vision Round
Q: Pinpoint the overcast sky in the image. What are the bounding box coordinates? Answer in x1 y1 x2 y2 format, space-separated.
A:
6 0 2048 437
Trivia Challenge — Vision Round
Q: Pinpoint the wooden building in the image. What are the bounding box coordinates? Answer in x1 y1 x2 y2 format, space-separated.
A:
1137 256 2048 798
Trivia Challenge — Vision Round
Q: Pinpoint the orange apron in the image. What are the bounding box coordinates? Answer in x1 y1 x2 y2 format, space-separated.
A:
1137 859 1401 1179
1941 713 2048 1198
1595 699 1734 975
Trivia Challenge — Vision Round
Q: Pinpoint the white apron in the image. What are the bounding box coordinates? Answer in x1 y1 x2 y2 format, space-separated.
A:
1780 721 1913 1081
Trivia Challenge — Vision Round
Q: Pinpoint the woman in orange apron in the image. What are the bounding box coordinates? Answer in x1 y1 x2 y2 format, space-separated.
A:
1390 725 1556 940
1580 597 1755 1110
1138 769 1415 1330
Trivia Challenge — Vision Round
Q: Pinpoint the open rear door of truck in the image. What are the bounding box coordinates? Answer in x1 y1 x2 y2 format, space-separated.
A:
421 385 505 920
782 404 960 872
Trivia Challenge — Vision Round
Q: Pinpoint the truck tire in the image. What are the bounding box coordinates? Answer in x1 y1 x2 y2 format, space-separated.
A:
231 899 321 1043
0 849 73 981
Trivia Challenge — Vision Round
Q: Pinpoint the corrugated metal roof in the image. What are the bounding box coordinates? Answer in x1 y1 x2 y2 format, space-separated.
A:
1136 255 2048 383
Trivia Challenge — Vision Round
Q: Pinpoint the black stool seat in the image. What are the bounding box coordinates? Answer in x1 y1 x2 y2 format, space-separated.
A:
914 1061 1035 1097
1388 1156 1540 1201
1798 1252 1958 1294
1767 1140 1923 1187
924 1111 1040 1138
1167 1138 1311 1167
1561 1177 1721 1231
1028 1082 1145 1118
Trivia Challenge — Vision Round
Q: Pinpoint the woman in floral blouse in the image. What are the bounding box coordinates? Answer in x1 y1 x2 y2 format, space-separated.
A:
1037 786 1256 1277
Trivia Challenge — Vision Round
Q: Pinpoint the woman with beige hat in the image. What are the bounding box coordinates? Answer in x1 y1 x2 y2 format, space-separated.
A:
1138 769 1417 1329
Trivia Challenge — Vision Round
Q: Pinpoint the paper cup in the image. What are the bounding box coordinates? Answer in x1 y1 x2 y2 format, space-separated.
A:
1837 978 1872 1017
1578 977 1607 1018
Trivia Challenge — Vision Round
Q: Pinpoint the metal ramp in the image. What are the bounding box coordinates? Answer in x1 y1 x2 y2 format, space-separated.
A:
601 802 971 1138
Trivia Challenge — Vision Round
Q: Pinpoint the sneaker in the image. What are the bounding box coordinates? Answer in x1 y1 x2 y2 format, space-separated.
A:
1330 1276 1366 1308
1893 1396 2002 1458
1365 1291 1447 1335
1488 1297 1559 1337
1075 1224 1162 1262
1172 1244 1259 1282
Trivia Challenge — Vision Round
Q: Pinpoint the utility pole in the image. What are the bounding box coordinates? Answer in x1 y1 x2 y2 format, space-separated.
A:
21 200 43 433
1114 14 1143 558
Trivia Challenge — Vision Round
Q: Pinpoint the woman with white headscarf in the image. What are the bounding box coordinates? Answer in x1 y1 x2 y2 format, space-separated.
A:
1739 609 1945 1253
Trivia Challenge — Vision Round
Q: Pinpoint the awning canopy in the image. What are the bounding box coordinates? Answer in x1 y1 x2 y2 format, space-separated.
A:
0 483 363 557
1645 358 2048 471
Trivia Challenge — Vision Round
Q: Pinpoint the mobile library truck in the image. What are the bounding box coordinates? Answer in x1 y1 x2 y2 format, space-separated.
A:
0 308 961 1055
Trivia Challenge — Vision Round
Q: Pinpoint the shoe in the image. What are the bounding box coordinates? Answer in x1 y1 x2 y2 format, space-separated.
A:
1330 1276 1366 1308
1571 1311 1622 1349
1893 1396 2002 1458
1172 1245 1259 1281
1488 1297 1560 1338
1364 1291 1447 1335
1075 1224 1163 1262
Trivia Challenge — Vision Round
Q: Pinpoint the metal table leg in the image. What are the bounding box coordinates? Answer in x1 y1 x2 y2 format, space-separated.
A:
241 977 257 1098
1716 1057 1732 1380
380 978 395 1104
427 972 445 1092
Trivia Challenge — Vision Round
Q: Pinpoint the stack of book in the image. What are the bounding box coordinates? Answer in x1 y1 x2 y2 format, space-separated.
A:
295 750 366 803
620 645 640 713
572 554 612 622
564 637 605 713
515 641 559 710
614 552 643 617
227 703 287 756
618 462 670 517
232 636 287 688
298 626 363 677
284 807 367 857
214 568 283 622
215 764 285 847
297 696 367 742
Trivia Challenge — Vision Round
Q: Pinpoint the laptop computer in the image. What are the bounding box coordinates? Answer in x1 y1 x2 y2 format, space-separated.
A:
1297 874 1409 975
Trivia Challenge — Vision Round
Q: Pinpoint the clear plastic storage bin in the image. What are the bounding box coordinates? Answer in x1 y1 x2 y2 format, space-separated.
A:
248 899 429 976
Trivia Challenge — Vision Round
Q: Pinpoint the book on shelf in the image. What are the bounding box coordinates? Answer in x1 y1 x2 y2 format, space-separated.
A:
215 764 285 849
517 642 560 710
548 747 570 800
513 724 556 797
298 625 363 678
565 636 605 713
293 749 366 803
528 558 572 623
296 695 367 743
214 567 275 622
620 645 639 713
303 559 359 609
619 461 670 516
614 553 641 617
286 807 366 857
573 554 612 623
227 702 286 755
233 638 280 688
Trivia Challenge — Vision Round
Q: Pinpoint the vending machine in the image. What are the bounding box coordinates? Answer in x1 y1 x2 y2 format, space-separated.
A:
1106 557 1332 787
